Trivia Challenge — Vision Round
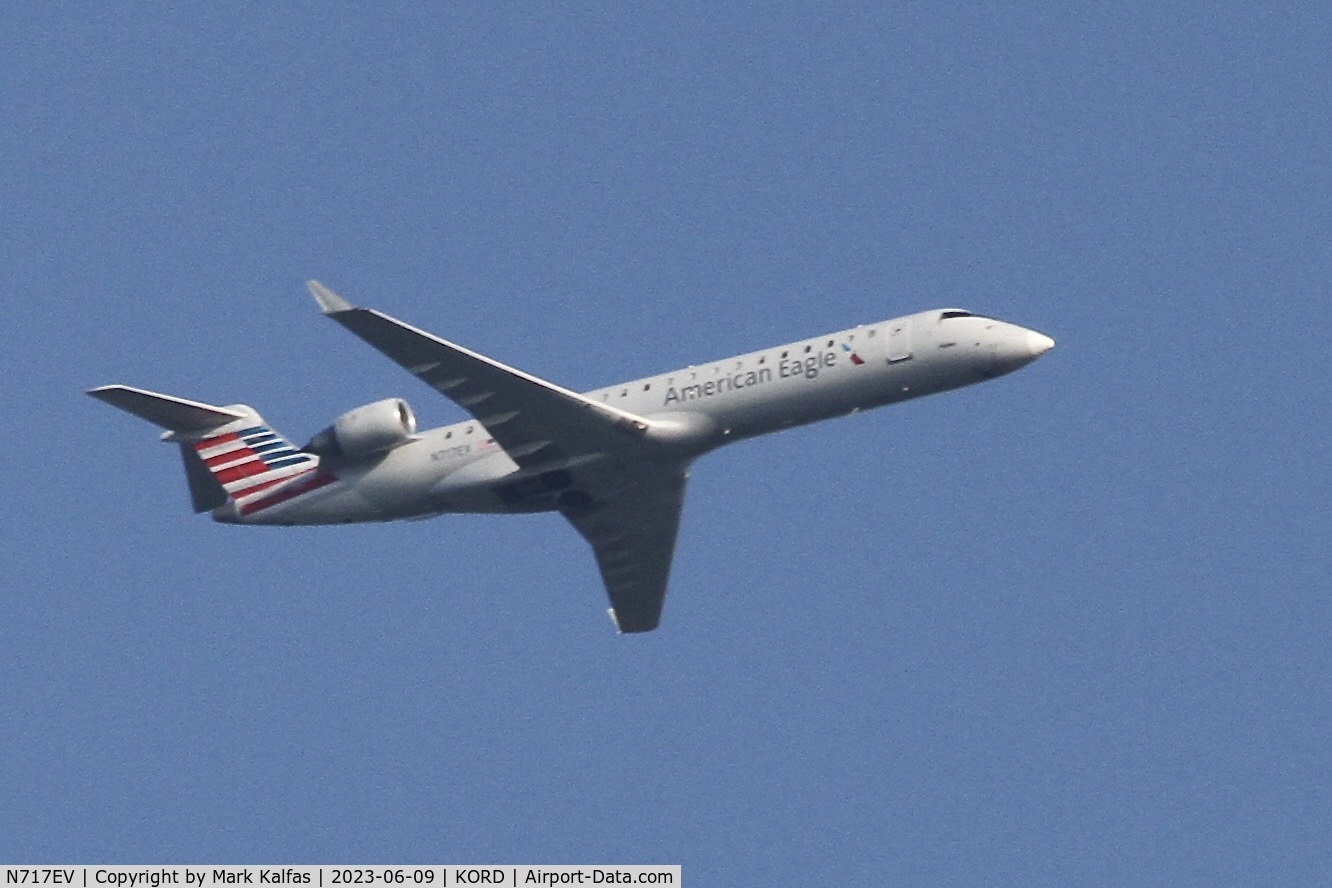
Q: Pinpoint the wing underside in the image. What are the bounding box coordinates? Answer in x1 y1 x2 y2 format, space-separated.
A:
561 469 687 633
309 281 686 631
308 281 650 472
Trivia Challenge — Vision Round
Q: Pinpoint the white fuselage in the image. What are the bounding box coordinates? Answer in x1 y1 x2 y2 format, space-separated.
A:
222 309 1051 525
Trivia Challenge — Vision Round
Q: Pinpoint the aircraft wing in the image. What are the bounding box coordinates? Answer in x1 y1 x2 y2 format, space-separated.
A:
310 281 688 632
561 468 688 633
308 281 650 470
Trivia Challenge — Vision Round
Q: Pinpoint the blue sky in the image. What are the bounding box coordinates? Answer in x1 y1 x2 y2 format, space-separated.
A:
4 4 1330 884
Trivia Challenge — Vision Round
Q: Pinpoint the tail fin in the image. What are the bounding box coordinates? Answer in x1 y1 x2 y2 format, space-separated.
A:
88 385 319 514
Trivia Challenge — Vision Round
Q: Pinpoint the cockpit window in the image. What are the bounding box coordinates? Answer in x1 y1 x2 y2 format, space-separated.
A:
940 310 972 319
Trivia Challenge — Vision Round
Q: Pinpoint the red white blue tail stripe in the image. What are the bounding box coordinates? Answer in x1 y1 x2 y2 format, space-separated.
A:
193 425 335 515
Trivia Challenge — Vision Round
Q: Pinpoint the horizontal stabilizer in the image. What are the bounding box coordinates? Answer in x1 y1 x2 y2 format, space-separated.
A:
87 385 245 432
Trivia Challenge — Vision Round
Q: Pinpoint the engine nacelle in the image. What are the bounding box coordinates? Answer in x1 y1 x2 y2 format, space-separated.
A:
304 398 417 459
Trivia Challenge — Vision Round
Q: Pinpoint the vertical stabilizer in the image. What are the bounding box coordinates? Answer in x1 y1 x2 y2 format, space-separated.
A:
88 384 321 516
186 419 321 514
180 443 230 512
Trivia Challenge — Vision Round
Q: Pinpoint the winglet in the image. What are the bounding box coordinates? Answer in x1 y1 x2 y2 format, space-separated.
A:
307 280 354 315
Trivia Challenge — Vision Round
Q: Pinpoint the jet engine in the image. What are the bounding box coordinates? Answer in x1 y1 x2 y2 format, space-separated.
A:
304 398 417 459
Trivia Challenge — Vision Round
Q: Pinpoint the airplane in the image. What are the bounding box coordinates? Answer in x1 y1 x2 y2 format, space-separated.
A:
89 282 1054 633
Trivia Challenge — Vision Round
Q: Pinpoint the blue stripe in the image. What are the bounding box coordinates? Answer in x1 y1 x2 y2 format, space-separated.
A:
250 441 288 454
259 448 298 460
234 426 266 437
264 455 312 469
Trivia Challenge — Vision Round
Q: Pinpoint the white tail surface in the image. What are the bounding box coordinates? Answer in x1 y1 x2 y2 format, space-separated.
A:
89 385 328 515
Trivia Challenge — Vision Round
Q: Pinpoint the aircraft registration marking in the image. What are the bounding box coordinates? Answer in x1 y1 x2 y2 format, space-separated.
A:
430 445 472 462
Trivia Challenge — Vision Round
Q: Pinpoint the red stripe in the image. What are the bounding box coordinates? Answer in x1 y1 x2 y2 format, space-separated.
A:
231 473 308 498
239 473 338 516
195 432 239 451
205 448 255 469
216 460 269 484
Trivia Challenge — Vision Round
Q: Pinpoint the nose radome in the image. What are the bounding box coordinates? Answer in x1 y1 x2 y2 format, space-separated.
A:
1025 330 1055 357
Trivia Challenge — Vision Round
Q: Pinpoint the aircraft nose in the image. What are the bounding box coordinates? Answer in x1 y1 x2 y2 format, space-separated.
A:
984 324 1055 376
1025 330 1055 357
